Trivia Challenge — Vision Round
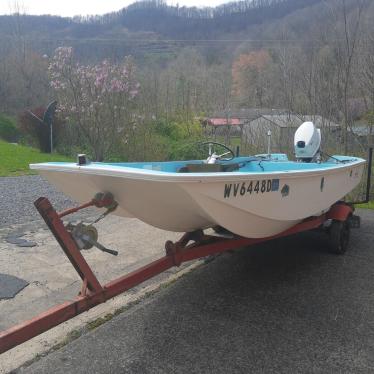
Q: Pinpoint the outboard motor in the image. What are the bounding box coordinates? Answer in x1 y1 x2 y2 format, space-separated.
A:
294 121 321 162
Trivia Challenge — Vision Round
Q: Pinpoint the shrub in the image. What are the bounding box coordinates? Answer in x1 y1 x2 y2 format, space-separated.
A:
168 140 207 160
0 114 19 142
18 107 65 153
151 117 205 160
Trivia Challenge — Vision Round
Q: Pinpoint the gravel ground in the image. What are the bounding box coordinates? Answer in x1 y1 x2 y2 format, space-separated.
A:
0 175 75 228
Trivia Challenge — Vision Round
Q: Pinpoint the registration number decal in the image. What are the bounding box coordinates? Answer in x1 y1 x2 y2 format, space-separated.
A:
224 179 279 198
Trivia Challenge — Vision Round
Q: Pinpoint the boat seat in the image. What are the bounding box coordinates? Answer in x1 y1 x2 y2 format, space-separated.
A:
177 163 239 173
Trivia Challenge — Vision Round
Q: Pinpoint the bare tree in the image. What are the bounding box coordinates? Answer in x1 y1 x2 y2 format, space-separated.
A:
326 0 368 152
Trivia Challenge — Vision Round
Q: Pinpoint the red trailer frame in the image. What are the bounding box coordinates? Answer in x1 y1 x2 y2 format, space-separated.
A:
0 197 354 354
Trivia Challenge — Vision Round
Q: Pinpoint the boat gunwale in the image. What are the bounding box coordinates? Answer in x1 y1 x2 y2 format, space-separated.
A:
30 158 366 183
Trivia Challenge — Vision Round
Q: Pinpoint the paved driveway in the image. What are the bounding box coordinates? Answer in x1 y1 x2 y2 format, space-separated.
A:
20 209 374 373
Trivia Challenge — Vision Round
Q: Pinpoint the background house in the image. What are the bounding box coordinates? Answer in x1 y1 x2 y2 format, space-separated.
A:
243 114 341 154
349 125 374 149
202 109 342 155
202 108 286 144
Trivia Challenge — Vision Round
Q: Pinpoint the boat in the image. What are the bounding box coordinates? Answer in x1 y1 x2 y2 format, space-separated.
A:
30 122 366 238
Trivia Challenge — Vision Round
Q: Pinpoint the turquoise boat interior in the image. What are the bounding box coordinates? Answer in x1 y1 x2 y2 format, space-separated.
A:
47 154 361 174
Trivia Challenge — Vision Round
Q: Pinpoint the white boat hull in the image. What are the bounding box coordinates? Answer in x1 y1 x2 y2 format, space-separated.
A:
33 159 365 238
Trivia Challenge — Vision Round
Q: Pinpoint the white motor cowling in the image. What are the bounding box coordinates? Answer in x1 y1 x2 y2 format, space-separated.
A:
294 121 321 162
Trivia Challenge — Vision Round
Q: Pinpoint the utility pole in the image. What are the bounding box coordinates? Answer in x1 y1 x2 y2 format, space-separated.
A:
226 106 231 145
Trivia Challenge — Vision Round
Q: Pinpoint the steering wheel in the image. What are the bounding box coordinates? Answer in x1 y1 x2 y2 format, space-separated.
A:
200 141 235 162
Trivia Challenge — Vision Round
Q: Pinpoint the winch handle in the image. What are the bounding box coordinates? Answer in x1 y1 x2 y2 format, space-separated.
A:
99 247 119 256
82 233 119 256
90 237 118 256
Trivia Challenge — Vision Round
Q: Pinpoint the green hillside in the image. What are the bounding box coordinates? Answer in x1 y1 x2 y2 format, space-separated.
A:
0 140 71 176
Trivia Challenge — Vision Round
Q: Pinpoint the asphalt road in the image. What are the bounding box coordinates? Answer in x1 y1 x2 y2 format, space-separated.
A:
20 209 374 374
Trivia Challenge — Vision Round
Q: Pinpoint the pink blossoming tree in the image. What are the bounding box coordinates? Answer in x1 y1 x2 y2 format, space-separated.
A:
49 47 139 161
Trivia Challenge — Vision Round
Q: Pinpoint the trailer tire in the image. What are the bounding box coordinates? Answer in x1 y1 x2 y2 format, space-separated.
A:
328 219 350 255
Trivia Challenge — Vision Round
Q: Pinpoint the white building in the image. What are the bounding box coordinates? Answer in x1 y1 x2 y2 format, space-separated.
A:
243 114 340 154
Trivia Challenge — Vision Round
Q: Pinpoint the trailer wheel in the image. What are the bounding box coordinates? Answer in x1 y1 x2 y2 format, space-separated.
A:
328 219 350 255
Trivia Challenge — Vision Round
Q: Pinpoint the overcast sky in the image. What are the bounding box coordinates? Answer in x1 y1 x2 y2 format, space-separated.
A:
0 0 226 17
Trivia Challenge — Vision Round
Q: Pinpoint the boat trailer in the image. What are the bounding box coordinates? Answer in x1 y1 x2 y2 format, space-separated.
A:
0 192 361 355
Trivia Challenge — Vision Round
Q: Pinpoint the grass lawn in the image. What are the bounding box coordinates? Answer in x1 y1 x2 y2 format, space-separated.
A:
0 140 71 176
356 201 374 210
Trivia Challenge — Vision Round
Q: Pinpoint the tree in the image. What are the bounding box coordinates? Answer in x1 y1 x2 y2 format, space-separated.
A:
49 47 139 161
326 0 368 152
231 50 272 107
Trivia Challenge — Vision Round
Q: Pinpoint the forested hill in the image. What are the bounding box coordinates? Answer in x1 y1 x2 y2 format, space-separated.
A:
1 0 371 63
0 0 322 40
0 0 321 39
84 0 322 38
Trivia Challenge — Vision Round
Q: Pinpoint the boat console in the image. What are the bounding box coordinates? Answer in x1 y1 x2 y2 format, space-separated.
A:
177 163 240 173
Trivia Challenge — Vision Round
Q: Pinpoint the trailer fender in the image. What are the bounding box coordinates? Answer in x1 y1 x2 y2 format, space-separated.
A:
326 203 353 222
